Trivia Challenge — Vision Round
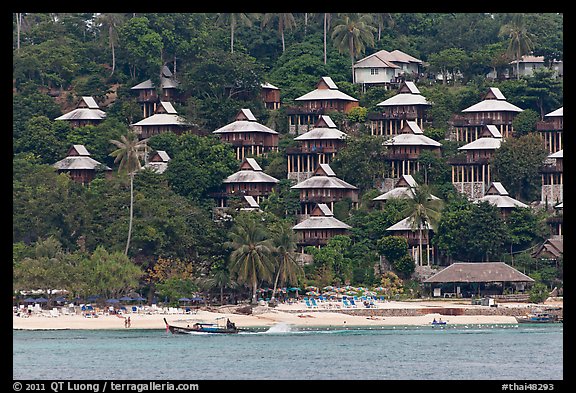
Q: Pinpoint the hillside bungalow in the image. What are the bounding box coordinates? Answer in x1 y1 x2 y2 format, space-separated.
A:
291 163 358 215
353 49 423 90
451 87 523 142
287 76 358 134
537 107 563 154
261 82 281 110
541 149 563 207
475 182 528 218
215 157 279 208
546 202 563 239
373 174 440 203
141 150 171 174
286 115 347 182
53 144 112 184
423 262 535 298
131 65 180 118
54 96 106 128
369 81 431 137
292 204 352 252
213 108 279 161
130 101 190 139
531 238 563 265
449 124 502 199
386 215 435 266
381 120 442 192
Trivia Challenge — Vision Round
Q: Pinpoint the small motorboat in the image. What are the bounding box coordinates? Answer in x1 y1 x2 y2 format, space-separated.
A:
164 318 240 334
515 312 559 324
431 319 447 326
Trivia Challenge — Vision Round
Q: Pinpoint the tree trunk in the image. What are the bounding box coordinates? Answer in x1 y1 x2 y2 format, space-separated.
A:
271 265 281 301
110 25 116 77
419 228 423 267
323 14 327 64
125 173 134 255
230 23 235 53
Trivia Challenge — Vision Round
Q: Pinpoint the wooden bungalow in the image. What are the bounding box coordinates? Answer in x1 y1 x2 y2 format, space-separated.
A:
541 149 563 207
53 144 111 184
369 81 431 136
141 150 171 174
373 174 440 202
291 163 358 215
286 115 347 182
423 262 535 298
449 124 502 200
54 96 106 128
287 76 358 134
261 82 281 110
353 49 422 90
213 108 279 161
386 216 435 266
381 120 441 192
215 157 279 208
537 107 563 154
292 203 352 252
546 202 563 239
475 182 528 218
130 101 190 139
531 238 563 263
131 65 180 118
451 87 523 142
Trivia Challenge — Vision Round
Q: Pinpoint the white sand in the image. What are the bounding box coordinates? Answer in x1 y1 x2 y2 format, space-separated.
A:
12 299 545 330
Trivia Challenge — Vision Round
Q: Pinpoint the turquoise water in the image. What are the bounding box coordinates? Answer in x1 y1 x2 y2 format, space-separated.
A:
13 324 562 380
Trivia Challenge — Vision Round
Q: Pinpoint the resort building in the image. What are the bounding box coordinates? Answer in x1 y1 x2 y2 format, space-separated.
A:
130 101 190 139
353 49 423 90
531 238 563 267
386 215 435 266
369 81 431 136
286 76 358 134
540 149 563 207
537 107 563 154
373 174 440 203
131 65 180 118
142 150 171 174
261 82 281 110
449 124 502 199
450 87 523 142
213 108 279 161
546 202 563 240
286 115 347 183
423 262 535 298
381 120 442 192
215 157 279 208
291 163 359 215
475 182 528 219
54 96 106 128
292 203 352 253
53 144 111 185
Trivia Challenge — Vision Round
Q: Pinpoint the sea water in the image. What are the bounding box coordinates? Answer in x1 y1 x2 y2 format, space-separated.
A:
13 324 563 380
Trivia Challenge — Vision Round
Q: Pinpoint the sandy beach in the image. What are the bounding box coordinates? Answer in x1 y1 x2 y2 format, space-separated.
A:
13 298 562 331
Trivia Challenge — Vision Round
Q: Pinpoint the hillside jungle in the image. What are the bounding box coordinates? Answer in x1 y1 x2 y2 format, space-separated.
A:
12 13 563 306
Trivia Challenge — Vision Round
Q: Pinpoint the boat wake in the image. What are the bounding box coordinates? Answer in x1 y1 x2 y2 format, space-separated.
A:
264 322 293 334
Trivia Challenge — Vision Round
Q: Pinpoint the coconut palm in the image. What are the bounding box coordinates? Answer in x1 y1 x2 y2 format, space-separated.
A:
402 185 443 266
270 222 303 302
374 13 394 41
499 14 535 80
96 13 124 77
261 13 297 52
109 132 148 255
226 214 275 304
331 13 376 83
216 13 254 54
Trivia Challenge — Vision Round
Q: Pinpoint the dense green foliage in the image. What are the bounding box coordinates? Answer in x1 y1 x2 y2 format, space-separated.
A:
13 13 563 303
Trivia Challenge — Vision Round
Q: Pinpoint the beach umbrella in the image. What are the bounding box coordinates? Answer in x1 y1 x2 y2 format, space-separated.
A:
119 296 133 301
178 297 191 302
305 286 318 291
87 295 100 302
35 297 48 303
306 291 318 296
288 287 301 292
23 297 36 303
190 297 204 302
106 298 119 304
323 286 334 291
133 296 146 302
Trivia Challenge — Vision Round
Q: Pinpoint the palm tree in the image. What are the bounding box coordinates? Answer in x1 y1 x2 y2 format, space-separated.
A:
374 13 394 41
96 13 124 77
499 14 535 80
261 13 297 52
402 185 443 266
216 13 254 54
226 214 275 304
109 132 148 255
270 222 303 302
331 13 376 83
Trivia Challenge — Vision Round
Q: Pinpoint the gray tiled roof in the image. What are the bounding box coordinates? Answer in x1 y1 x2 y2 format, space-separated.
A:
423 262 534 283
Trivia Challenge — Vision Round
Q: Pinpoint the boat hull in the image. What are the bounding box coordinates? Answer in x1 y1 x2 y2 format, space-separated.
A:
164 318 239 334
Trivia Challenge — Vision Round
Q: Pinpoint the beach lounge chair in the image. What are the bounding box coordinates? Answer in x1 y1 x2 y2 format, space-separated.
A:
50 308 60 317
310 298 319 308
342 299 351 308
349 299 358 308
304 298 313 308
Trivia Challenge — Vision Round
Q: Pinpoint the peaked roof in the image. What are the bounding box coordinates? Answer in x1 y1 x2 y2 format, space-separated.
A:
386 216 432 231
213 109 278 135
55 97 106 121
384 133 442 147
354 49 422 69
223 158 279 184
294 115 347 141
401 121 424 135
462 88 523 113
423 262 534 283
79 96 99 109
295 77 358 102
531 238 563 259
292 204 352 230
142 150 171 174
373 175 440 201
53 145 111 171
291 164 358 190
131 66 179 90
548 149 563 159
545 107 563 117
458 137 502 151
476 182 528 208
377 82 430 107
261 82 279 90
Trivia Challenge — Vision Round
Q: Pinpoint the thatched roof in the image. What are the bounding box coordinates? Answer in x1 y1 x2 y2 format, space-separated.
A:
423 262 535 283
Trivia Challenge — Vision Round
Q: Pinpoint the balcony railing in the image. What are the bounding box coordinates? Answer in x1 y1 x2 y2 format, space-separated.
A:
536 121 563 131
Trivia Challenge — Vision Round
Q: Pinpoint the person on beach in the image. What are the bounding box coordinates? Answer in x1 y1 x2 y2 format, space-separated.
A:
127 316 131 328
